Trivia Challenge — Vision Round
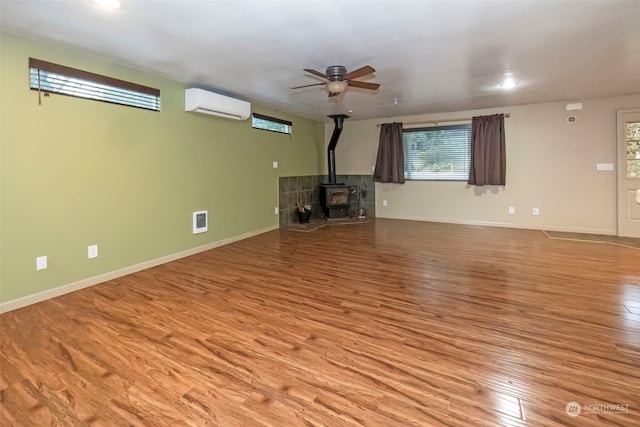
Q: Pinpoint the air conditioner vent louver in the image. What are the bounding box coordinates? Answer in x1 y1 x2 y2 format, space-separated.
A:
185 88 250 121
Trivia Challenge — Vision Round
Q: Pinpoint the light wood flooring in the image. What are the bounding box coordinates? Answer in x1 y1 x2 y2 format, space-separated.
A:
1 219 639 426
544 230 640 250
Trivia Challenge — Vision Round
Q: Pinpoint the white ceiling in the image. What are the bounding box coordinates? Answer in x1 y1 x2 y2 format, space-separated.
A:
1 0 639 122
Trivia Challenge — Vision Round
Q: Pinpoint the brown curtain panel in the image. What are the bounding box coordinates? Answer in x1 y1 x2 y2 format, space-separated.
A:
373 122 405 184
468 114 506 186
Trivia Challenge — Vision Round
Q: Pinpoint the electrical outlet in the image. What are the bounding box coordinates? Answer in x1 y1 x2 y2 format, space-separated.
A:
383 200 388 207
36 255 47 271
508 207 515 214
533 208 540 216
274 207 279 215
272 161 278 169
88 244 98 259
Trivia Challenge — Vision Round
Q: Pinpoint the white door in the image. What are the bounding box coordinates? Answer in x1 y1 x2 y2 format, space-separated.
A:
617 109 640 238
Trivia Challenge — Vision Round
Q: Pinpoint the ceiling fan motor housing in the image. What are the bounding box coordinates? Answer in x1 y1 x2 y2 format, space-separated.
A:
326 65 347 81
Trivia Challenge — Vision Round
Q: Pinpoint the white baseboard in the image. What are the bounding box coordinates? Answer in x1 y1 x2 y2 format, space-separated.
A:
0 225 278 314
375 214 617 236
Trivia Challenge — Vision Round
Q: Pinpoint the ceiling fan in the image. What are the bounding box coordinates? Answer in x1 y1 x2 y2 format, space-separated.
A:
291 65 380 97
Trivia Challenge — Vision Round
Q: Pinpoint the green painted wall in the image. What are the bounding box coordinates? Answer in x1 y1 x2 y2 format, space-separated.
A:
0 33 325 303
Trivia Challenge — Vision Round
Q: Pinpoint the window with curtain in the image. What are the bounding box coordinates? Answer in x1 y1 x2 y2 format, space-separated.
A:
403 124 471 181
374 122 405 183
468 114 506 186
29 58 160 111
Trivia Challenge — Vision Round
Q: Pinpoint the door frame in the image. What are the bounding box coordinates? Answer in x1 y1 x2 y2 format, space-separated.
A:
617 108 640 237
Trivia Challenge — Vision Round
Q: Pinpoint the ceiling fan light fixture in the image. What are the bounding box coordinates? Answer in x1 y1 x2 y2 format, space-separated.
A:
327 80 348 94
295 65 379 97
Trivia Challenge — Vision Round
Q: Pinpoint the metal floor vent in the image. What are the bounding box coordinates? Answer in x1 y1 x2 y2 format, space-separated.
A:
193 210 208 234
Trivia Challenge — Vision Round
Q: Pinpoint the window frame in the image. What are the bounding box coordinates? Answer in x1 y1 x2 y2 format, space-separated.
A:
403 123 472 182
251 113 292 135
29 57 160 111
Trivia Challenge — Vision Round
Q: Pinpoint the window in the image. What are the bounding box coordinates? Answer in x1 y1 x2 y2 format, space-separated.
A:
626 121 640 178
29 58 160 111
403 124 471 181
252 113 292 134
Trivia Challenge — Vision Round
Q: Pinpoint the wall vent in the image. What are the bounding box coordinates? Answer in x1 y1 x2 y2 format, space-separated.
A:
193 210 208 234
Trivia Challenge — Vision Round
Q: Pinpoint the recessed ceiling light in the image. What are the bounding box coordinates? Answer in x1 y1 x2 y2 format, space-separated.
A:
500 77 518 89
94 0 121 9
347 109 354 113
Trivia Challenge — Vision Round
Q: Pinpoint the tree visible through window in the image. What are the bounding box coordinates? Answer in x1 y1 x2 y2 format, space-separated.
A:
403 124 471 180
626 122 640 178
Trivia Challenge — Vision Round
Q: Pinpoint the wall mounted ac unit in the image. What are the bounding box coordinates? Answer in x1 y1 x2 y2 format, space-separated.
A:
185 88 251 121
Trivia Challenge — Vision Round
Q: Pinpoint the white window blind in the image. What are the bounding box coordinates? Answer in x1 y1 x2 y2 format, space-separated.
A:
252 113 292 134
403 124 471 181
29 58 160 111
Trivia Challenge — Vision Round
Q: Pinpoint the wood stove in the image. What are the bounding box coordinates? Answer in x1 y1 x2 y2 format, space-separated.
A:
320 184 350 218
320 114 351 219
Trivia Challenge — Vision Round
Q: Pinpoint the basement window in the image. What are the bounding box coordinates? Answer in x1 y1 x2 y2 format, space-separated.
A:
29 58 160 111
403 124 472 181
252 113 292 135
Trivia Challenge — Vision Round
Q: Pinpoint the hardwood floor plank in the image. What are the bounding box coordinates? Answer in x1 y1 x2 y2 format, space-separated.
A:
1 219 638 425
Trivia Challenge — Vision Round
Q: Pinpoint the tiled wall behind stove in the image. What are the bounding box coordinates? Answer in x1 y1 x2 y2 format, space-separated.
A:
278 175 322 227
341 174 376 220
278 175 376 227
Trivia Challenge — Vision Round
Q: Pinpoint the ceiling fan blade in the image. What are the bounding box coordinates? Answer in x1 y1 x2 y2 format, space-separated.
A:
345 65 375 80
348 80 380 90
303 68 328 79
291 83 326 89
